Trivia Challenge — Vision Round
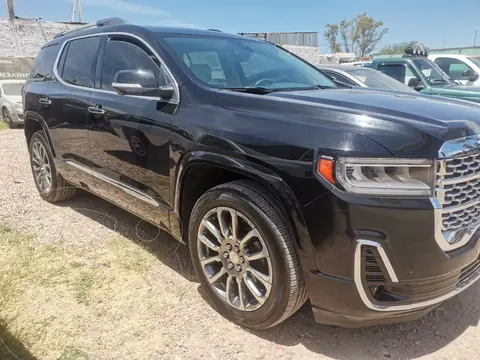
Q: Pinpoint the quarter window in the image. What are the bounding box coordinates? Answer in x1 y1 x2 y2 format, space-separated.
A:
101 39 171 90
31 44 60 79
60 36 101 88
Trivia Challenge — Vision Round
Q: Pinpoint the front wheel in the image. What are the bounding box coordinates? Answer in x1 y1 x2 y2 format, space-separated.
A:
189 180 307 329
2 108 17 129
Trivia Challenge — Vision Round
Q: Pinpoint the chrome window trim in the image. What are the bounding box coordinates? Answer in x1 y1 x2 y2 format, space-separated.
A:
433 134 480 252
52 31 180 107
354 239 480 312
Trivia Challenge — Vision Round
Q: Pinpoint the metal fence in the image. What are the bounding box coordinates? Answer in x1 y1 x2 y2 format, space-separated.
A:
238 32 318 47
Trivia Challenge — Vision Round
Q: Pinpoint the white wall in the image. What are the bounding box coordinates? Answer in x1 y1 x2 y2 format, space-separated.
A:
282 45 321 65
0 19 83 58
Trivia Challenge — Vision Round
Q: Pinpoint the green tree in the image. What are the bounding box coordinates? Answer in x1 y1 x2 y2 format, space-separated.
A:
324 13 388 57
380 41 418 55
324 24 342 53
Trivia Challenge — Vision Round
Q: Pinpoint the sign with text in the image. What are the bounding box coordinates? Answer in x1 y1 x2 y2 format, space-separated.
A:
0 57 35 80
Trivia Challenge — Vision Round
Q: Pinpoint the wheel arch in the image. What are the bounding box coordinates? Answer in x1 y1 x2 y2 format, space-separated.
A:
23 113 56 157
173 151 314 257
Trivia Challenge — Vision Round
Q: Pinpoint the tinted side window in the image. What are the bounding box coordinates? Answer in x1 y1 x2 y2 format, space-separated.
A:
61 36 101 88
377 64 417 85
434 58 472 80
101 39 171 90
31 44 60 79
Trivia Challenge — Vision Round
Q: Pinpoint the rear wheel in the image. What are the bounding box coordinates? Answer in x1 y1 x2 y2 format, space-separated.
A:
189 180 307 329
29 130 76 202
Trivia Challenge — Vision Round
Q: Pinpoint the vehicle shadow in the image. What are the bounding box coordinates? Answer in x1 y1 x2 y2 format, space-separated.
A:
0 319 38 360
61 191 479 360
58 190 197 282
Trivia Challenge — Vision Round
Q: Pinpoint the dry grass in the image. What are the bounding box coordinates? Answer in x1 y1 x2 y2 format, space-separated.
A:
0 222 174 360
0 121 8 131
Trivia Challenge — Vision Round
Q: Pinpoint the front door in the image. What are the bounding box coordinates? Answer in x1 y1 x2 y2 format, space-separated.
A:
86 34 177 230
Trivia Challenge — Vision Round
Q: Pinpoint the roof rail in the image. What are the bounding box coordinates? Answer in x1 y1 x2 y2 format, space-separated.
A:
55 17 128 39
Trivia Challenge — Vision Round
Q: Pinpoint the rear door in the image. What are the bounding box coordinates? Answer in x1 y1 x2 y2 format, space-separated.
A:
44 35 102 191
86 34 177 229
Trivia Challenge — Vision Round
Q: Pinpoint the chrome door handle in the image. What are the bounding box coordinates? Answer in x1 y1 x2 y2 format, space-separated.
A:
39 98 51 105
88 106 105 115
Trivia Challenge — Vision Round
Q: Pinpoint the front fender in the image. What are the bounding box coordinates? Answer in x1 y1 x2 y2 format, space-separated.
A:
173 151 315 258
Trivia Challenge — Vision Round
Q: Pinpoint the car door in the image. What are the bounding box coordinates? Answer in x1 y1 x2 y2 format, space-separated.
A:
86 34 177 230
26 38 102 193
433 57 477 85
376 63 427 93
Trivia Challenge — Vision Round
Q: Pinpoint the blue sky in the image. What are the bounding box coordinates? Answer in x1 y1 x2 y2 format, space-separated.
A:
1 0 479 51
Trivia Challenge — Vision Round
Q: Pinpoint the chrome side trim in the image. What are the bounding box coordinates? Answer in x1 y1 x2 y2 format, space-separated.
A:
52 31 180 108
65 160 160 207
354 239 480 312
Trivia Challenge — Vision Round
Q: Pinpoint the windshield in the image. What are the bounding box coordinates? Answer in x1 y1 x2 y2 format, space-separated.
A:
468 57 480 68
159 34 335 91
344 68 414 92
411 58 454 85
2 83 24 96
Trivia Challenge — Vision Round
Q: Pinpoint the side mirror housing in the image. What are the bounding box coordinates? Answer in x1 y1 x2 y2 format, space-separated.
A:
112 69 174 98
462 68 480 82
408 77 424 91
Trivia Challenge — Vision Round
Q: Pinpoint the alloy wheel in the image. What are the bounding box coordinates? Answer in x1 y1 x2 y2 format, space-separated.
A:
2 109 10 124
197 207 273 311
31 140 52 193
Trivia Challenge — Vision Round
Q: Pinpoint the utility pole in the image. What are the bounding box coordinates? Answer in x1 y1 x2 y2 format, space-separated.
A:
71 0 83 23
474 28 478 48
6 0 15 20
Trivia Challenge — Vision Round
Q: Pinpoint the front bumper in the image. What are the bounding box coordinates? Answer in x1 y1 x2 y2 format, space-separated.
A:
11 110 24 124
301 193 480 327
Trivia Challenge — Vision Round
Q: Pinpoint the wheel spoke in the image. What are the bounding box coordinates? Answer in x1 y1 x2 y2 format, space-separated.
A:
239 229 257 249
225 275 234 306
230 209 238 241
198 234 220 253
236 277 246 310
217 208 229 238
245 277 267 305
31 156 40 165
202 219 223 242
200 255 221 266
208 267 226 284
247 267 272 292
245 248 269 262
32 145 41 162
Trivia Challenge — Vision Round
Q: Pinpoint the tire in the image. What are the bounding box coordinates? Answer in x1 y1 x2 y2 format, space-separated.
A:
29 130 76 202
189 180 307 329
2 107 17 129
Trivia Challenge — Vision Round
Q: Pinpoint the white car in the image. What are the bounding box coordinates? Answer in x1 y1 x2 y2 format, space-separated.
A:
429 54 480 86
0 79 25 128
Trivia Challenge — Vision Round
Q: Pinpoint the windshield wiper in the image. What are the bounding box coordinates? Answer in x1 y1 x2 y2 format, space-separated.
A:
223 87 276 94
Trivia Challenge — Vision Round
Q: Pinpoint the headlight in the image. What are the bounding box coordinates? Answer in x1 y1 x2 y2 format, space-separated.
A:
317 157 435 196
15 102 22 109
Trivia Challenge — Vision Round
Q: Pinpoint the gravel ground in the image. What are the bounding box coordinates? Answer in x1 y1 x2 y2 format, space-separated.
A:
0 128 479 360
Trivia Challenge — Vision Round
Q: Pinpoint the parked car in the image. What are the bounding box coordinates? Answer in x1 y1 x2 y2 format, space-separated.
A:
318 64 415 92
369 50 480 102
24 18 480 329
429 54 480 86
1 79 25 128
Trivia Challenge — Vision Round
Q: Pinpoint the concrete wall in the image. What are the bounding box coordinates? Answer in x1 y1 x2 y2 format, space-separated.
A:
283 44 321 64
0 18 83 58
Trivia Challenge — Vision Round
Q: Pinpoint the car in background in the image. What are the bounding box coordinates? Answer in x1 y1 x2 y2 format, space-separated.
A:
1 79 25 128
369 51 480 103
429 54 480 86
318 65 415 92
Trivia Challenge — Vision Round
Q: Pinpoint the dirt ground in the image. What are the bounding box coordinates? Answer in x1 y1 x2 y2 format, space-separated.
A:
0 128 479 360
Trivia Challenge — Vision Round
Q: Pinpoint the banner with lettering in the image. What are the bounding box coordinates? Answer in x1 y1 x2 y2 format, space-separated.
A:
0 57 36 80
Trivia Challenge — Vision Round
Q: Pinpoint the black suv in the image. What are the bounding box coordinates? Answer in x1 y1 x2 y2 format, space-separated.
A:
24 18 480 329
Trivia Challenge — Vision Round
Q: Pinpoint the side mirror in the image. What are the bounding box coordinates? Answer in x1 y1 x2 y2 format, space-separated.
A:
462 68 479 82
408 77 424 91
112 69 174 98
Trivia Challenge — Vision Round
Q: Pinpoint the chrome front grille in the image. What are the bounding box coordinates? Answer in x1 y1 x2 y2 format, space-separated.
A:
436 139 480 249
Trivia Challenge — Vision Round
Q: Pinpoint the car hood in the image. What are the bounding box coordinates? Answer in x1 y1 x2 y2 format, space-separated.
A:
216 88 480 157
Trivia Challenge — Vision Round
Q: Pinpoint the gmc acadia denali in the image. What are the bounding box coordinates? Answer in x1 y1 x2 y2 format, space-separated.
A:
23 18 480 329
